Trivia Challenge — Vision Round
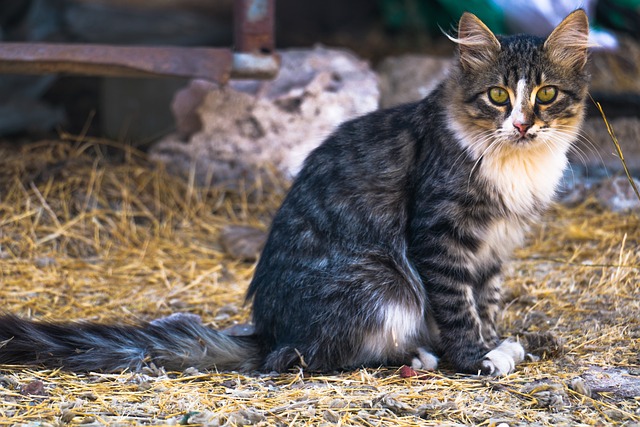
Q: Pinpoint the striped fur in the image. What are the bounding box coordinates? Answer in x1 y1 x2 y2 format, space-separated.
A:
0 11 590 376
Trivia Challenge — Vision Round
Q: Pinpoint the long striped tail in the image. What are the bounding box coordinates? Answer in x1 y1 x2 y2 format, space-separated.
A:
0 313 261 372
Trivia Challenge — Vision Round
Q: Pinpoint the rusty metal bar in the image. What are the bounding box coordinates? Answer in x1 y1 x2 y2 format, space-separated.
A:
234 0 275 53
0 43 234 81
0 0 278 84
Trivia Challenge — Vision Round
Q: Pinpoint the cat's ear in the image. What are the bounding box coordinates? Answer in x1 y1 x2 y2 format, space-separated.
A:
544 9 589 70
455 12 501 71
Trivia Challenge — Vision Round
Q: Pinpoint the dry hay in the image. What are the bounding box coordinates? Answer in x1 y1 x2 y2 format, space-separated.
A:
0 138 638 427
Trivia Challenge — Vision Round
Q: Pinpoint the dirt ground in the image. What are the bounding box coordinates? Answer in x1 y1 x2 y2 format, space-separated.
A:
0 140 638 426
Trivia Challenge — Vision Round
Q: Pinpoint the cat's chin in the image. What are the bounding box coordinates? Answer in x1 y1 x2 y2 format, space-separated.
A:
513 135 537 144
501 133 539 147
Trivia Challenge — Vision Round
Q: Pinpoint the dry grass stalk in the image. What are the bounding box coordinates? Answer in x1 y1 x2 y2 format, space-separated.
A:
0 139 638 426
591 95 640 202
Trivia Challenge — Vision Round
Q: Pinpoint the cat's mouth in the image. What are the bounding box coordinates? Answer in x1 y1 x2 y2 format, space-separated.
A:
510 133 537 144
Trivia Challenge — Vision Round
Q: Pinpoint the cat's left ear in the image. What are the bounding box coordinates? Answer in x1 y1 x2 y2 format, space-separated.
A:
544 9 590 70
455 12 501 71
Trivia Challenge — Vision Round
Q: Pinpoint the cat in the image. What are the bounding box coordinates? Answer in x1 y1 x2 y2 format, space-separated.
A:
0 10 590 376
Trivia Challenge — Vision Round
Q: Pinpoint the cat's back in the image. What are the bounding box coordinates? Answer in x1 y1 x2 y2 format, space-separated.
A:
246 94 443 327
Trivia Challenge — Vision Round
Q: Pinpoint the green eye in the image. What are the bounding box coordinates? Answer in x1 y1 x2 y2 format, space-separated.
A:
488 87 509 105
536 86 557 104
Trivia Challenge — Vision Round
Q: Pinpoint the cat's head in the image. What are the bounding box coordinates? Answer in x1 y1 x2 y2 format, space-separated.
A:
446 10 590 159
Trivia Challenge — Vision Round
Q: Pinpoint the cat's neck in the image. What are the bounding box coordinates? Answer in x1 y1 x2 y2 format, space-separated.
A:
446 114 572 217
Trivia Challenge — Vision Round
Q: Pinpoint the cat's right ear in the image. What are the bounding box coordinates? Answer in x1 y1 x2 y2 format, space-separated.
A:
544 9 589 71
454 12 501 71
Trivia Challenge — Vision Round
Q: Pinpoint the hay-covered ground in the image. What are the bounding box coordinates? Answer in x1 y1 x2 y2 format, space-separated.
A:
0 140 638 426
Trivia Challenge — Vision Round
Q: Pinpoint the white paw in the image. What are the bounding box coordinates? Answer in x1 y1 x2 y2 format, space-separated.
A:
411 347 439 371
481 339 525 376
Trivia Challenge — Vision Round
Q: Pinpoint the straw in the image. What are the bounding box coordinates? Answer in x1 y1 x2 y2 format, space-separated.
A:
0 138 638 426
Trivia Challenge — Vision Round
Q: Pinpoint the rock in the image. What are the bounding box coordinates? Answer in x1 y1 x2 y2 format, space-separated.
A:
373 393 415 416
376 55 451 108
34 256 58 268
172 79 215 139
556 166 596 206
150 46 379 186
219 225 267 261
578 117 640 175
521 382 567 411
323 409 340 423
581 366 640 398
20 380 47 396
595 176 640 211
569 377 591 398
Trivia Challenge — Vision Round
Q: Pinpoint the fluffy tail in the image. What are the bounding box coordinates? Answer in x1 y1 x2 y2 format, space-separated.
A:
0 313 262 372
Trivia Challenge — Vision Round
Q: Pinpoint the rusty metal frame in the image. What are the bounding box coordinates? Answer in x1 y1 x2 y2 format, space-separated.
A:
0 0 278 84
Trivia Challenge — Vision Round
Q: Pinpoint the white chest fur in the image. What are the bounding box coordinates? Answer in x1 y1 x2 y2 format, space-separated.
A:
478 141 569 216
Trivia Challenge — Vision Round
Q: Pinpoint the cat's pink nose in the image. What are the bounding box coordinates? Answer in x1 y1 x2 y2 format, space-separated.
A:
513 121 532 137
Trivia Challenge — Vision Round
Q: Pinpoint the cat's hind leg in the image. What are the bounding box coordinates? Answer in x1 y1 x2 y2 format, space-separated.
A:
411 347 438 370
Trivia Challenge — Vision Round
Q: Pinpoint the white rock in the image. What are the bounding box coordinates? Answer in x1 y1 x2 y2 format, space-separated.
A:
376 54 451 108
151 46 379 187
596 176 640 211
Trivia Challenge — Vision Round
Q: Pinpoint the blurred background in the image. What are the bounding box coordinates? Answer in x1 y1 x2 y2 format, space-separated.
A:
0 0 639 149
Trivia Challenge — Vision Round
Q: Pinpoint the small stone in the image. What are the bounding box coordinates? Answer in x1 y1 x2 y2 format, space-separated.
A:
323 409 340 423
329 398 346 409
78 391 98 401
0 376 19 388
373 393 415 416
604 408 626 421
569 377 592 398
34 256 57 268
227 408 266 425
181 367 201 376
20 380 47 396
60 410 76 423
399 365 418 378
305 405 316 417
219 225 267 261
521 382 567 410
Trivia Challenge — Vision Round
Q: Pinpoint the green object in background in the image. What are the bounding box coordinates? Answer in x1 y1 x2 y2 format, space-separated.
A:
596 0 640 36
378 0 506 34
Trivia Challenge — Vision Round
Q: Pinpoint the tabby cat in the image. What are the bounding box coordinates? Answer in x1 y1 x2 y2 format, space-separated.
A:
0 10 590 376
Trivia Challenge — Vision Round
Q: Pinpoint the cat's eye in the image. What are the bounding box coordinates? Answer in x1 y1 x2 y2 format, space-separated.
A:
535 86 557 104
488 87 510 106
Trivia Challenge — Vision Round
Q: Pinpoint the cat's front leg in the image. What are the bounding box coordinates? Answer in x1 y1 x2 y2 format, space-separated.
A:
477 275 502 346
427 281 523 376
477 276 526 375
